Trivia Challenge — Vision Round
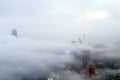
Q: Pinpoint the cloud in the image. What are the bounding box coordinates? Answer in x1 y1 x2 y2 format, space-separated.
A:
0 35 119 80
83 11 111 21
0 35 73 80
96 0 109 5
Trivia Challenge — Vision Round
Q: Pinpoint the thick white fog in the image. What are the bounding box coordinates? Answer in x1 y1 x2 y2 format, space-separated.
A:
0 35 119 80
0 35 74 80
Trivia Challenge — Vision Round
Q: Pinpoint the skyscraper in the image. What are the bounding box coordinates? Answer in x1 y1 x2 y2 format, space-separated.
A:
12 28 18 37
81 50 90 68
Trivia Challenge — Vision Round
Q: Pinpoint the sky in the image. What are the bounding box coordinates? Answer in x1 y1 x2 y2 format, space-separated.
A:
0 0 120 42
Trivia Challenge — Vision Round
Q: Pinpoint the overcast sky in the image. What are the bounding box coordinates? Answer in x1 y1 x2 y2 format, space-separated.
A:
0 0 120 42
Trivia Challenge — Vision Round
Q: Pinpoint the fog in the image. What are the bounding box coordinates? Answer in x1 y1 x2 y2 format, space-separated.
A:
0 35 119 80
0 35 74 80
0 0 120 79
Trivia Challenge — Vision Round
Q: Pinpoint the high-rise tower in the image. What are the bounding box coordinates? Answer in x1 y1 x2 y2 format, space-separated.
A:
12 28 18 37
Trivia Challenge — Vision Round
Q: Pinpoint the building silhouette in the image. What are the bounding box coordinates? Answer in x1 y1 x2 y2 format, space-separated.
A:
81 50 90 68
12 28 18 37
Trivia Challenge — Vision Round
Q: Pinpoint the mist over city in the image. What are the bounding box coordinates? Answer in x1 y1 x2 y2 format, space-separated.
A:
0 0 120 80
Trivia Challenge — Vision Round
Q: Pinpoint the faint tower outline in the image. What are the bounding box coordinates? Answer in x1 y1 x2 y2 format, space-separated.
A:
12 28 18 37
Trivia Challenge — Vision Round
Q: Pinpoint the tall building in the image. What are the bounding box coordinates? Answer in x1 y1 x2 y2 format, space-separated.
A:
12 28 18 37
81 50 90 68
86 65 99 77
